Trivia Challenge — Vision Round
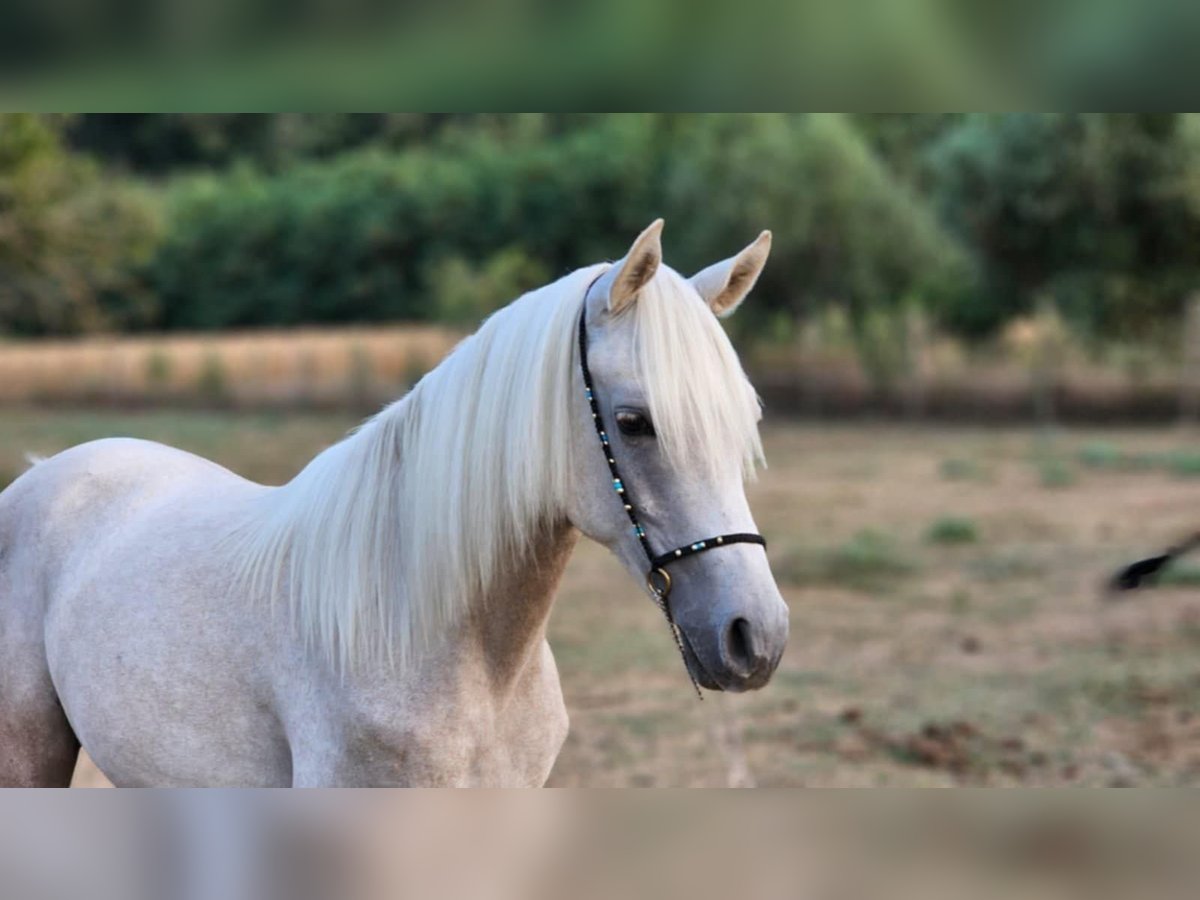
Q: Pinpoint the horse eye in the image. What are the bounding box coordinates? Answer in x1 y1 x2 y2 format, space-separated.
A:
615 410 655 438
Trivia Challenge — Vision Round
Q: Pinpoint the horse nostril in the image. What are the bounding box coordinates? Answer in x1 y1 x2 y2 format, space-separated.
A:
725 617 758 674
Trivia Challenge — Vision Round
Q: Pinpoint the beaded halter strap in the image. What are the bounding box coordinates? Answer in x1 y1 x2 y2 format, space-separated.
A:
577 302 767 695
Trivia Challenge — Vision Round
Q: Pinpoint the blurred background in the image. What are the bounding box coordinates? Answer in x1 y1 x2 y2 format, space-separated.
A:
4 113 1200 787
3 0 1200 108
4 792 1199 900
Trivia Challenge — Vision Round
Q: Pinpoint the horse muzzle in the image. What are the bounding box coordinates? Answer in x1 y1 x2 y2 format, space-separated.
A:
680 601 788 693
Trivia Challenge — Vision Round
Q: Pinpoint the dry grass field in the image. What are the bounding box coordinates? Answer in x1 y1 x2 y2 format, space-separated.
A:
0 323 1192 424
0 326 463 409
2 410 1199 786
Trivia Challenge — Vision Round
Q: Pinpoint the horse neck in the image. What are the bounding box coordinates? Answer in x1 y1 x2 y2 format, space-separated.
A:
242 267 604 674
466 519 580 692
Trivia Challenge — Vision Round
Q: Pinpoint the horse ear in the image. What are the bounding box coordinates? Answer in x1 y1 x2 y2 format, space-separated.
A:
592 219 664 316
690 231 772 318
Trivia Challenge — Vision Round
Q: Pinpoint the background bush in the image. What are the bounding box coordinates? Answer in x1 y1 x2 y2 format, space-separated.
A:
6 113 1200 346
0 114 161 335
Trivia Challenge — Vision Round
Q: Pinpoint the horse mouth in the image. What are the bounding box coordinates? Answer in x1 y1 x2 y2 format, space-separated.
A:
677 627 722 692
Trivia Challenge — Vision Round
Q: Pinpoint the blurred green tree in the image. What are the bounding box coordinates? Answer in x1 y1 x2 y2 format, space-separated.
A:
144 114 972 333
927 113 1200 339
663 114 972 330
0 114 161 335
9 113 1200 345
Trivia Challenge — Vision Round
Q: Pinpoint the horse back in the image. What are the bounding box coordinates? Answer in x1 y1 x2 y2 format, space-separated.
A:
0 438 253 601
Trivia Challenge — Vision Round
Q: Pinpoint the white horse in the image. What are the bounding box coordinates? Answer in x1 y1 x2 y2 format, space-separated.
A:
0 220 788 786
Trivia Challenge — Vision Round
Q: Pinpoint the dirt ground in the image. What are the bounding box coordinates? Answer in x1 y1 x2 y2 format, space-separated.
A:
2 410 1198 787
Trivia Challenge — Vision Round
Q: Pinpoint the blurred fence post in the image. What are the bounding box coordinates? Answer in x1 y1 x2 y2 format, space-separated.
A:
1181 293 1200 429
800 316 823 417
347 341 375 411
706 694 756 788
1031 296 1062 441
297 346 318 408
903 304 929 421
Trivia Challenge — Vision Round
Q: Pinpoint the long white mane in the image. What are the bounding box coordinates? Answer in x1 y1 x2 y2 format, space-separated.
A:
232 263 763 670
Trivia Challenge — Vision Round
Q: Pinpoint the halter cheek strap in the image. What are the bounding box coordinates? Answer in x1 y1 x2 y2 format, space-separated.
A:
577 304 767 694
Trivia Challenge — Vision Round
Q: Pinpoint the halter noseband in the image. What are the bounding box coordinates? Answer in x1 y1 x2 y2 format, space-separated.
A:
577 301 767 693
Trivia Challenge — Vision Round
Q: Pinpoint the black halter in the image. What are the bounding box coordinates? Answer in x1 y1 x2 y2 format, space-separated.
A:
577 303 767 693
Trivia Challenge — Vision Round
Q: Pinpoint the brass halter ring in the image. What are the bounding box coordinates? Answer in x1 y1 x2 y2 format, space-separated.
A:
646 567 672 599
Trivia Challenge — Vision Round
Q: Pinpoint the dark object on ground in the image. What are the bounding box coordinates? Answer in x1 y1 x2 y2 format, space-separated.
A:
1110 531 1200 591
1111 554 1174 590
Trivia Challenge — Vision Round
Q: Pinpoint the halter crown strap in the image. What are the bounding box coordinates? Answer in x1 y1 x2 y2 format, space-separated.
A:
577 301 767 694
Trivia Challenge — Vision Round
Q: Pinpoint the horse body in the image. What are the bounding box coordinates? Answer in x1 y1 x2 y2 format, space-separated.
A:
1 437 571 786
0 221 788 786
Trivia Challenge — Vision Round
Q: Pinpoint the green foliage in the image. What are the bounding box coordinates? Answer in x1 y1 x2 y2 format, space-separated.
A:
1073 443 1200 477
146 117 661 330
1077 441 1122 469
144 348 173 389
853 303 931 392
927 114 1200 338
926 517 980 545
1037 456 1076 489
66 114 445 174
346 343 374 406
664 114 971 327
429 247 549 326
8 113 1200 346
939 458 986 481
778 529 917 591
196 352 229 404
134 114 973 335
1165 450 1200 478
822 530 918 589
1077 441 1153 471
1155 563 1200 587
0 114 162 335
